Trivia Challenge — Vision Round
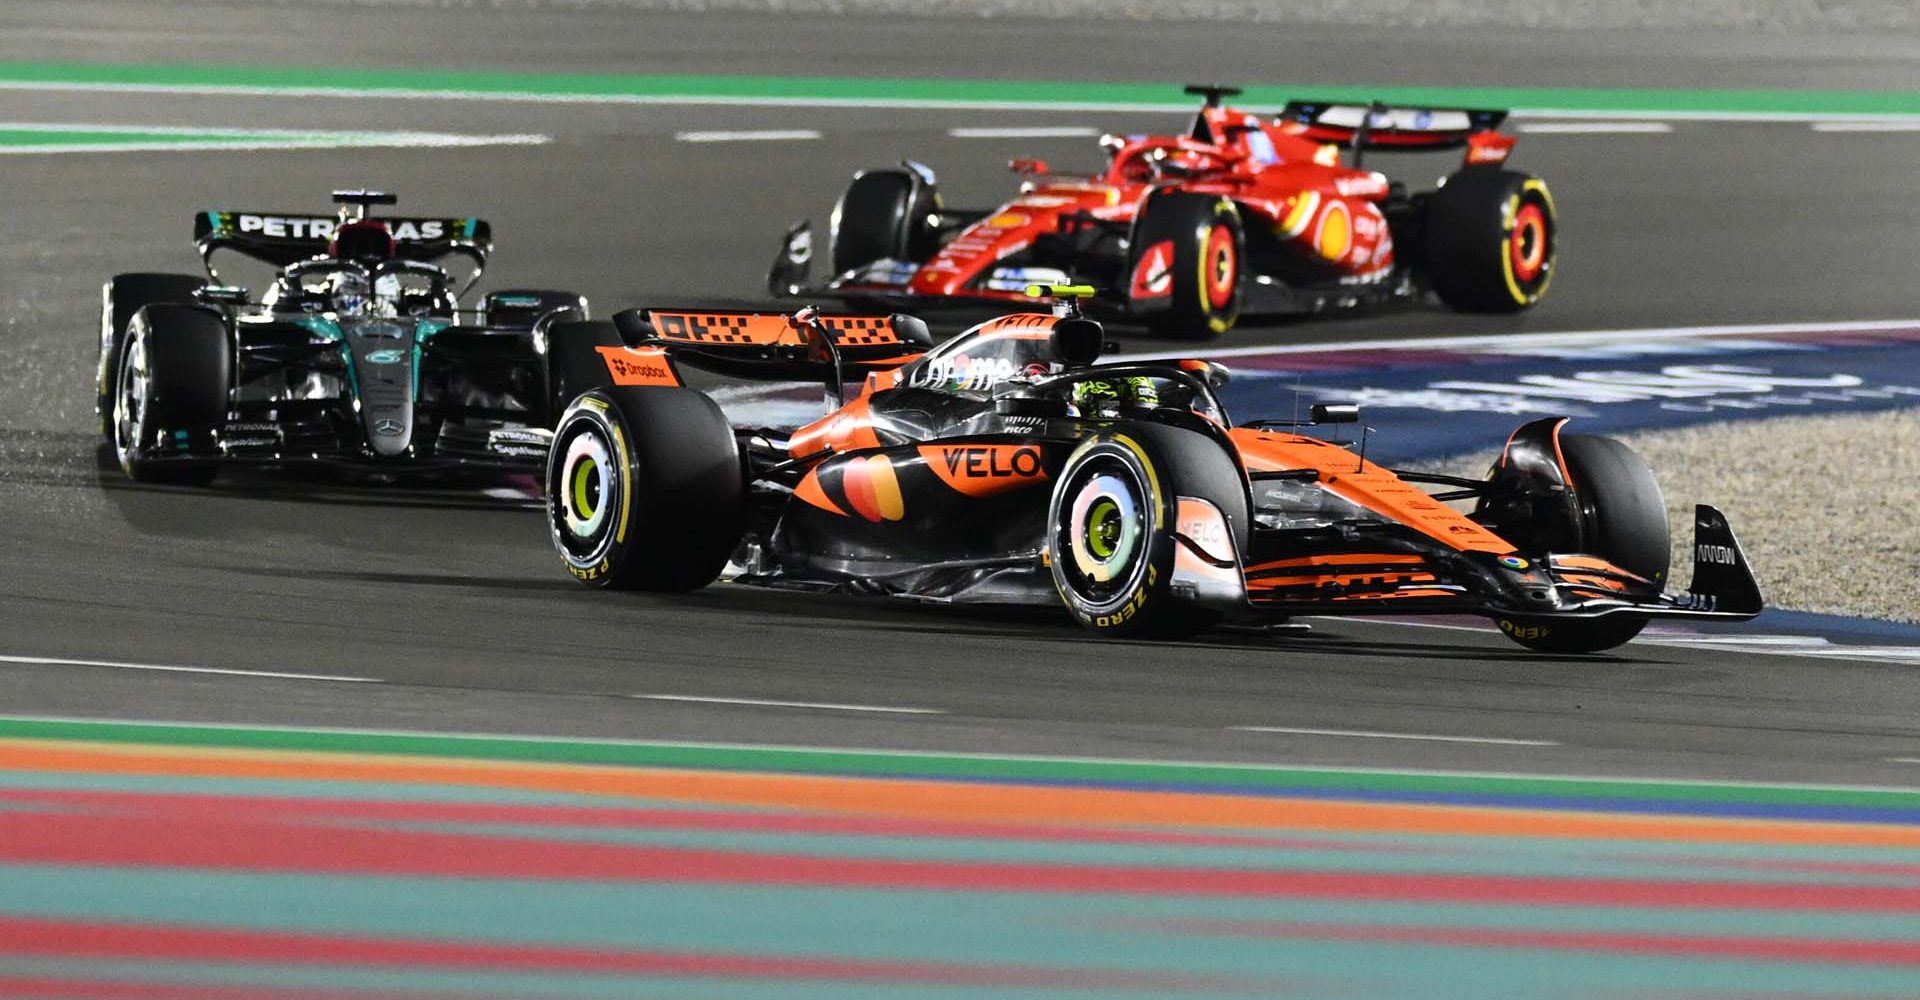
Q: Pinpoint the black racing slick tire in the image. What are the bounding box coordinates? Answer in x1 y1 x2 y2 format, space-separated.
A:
112 304 229 485
1131 192 1244 339
546 386 744 591
1496 433 1669 654
829 168 940 276
99 272 204 441
1046 423 1242 638
1423 168 1556 313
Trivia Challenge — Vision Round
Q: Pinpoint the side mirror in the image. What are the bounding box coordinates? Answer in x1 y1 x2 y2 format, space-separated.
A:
1311 402 1360 424
192 285 248 306
888 312 935 348
1050 317 1104 367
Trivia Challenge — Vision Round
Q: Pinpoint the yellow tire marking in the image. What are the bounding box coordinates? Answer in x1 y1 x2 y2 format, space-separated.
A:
611 420 632 545
1499 178 1557 306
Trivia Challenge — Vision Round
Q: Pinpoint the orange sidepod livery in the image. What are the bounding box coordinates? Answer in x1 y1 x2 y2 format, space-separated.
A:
792 454 905 522
788 395 881 458
920 444 1047 498
792 469 845 517
840 454 905 523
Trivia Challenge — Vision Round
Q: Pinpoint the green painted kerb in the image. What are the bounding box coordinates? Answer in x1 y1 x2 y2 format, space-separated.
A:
0 128 311 146
5 716 1920 810
3 61 1919 117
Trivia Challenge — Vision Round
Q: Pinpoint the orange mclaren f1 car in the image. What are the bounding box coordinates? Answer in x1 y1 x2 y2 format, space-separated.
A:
542 287 1758 653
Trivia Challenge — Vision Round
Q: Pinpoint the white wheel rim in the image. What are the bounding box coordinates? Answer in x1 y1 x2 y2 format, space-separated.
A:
560 430 612 540
115 333 149 466
1066 471 1142 585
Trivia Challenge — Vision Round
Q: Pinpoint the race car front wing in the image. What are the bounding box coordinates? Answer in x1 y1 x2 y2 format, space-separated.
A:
1228 504 1762 622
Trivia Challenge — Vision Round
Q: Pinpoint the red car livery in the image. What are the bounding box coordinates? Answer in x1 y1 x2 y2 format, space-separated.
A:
770 85 1556 338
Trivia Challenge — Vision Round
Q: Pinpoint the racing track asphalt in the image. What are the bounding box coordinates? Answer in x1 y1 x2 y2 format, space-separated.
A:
1 2 1918 785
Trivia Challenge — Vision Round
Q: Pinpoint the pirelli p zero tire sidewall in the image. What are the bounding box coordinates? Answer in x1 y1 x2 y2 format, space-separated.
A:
1047 432 1183 635
1423 168 1556 314
1134 192 1244 340
100 272 205 441
548 394 634 586
545 386 744 592
114 304 228 486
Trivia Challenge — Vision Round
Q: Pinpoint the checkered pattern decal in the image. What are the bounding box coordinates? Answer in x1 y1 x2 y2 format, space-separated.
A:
647 312 903 347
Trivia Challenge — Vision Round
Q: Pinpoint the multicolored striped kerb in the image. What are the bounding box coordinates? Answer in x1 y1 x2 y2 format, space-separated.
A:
3 716 1919 999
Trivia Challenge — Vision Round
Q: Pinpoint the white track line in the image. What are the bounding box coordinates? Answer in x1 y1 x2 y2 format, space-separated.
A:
1516 122 1673 134
0 139 547 155
1337 618 1920 666
2 81 1917 125
1230 725 1558 747
1787 646 1920 662
1812 121 1920 133
0 122 548 155
0 122 547 142
630 693 942 714
0 653 379 683
1647 634 1830 647
1113 317 1920 363
948 126 1099 139
674 129 822 143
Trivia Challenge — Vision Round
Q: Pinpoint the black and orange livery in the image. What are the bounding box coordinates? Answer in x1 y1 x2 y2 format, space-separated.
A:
543 290 1758 653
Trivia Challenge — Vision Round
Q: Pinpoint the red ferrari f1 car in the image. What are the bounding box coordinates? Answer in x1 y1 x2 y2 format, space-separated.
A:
542 287 1757 654
769 85 1556 338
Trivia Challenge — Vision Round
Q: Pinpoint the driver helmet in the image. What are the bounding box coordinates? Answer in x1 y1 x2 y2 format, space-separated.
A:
325 270 373 316
330 219 395 262
1071 376 1159 415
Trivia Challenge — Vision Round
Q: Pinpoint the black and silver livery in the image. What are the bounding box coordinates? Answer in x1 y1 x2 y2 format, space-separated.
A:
97 191 588 484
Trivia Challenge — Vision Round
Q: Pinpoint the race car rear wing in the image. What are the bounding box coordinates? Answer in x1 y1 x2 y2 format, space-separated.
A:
607 307 934 403
192 211 493 275
615 308 929 352
1279 101 1513 167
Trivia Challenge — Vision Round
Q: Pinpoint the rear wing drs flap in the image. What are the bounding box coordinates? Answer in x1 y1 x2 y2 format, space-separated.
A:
602 308 931 400
615 309 918 352
193 211 492 274
1279 101 1514 166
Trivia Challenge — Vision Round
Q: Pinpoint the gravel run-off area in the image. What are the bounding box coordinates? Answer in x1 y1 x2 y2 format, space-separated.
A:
1428 407 1920 624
